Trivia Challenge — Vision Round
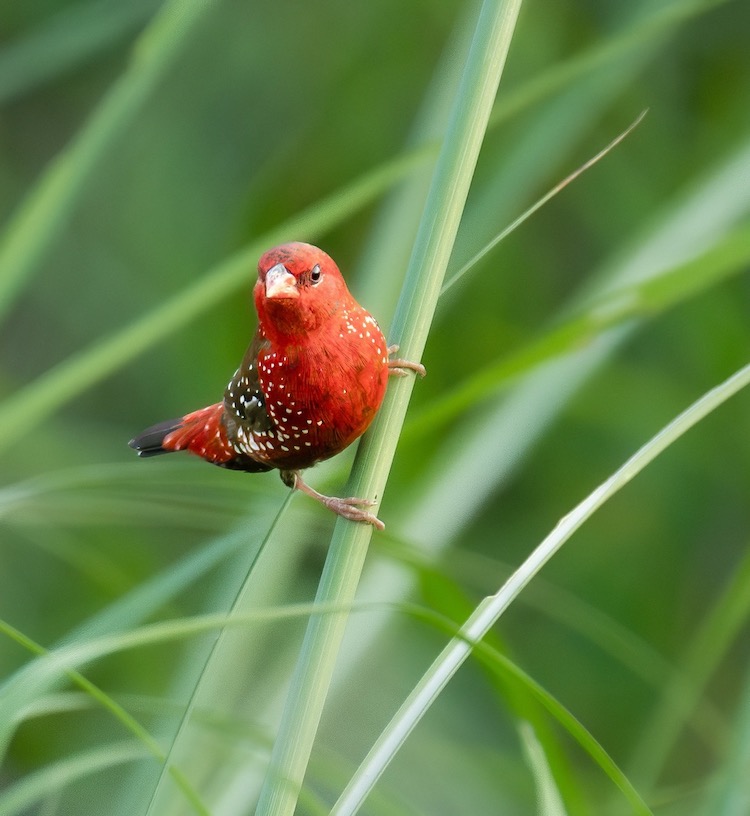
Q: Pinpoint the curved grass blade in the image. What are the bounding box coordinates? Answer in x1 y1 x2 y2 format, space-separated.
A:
476 651 651 816
0 0 158 106
352 602 651 816
0 741 147 816
333 361 750 814
441 109 648 295
407 220 750 442
0 499 282 759
0 0 214 322
141 492 292 815
384 534 727 763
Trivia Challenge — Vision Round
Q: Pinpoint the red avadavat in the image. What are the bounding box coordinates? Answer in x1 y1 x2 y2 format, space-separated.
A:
129 242 424 528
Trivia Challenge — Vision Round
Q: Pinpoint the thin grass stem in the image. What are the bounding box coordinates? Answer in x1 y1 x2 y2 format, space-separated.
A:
254 2 524 814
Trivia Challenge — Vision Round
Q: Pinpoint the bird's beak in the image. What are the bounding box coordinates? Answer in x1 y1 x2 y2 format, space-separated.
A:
265 263 299 300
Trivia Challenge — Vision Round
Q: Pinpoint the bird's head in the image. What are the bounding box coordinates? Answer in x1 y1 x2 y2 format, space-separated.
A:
254 242 352 340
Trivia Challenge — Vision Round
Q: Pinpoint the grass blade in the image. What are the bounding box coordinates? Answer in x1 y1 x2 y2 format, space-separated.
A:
397 136 750 556
0 0 212 322
705 660 750 816
0 496 281 759
441 109 649 295
629 542 750 789
0 742 146 816
334 361 750 814
407 220 750 441
0 0 157 106
254 2 524 814
518 723 569 816
404 602 646 816
141 493 292 815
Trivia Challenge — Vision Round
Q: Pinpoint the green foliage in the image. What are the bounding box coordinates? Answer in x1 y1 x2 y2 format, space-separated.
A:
1 0 749 814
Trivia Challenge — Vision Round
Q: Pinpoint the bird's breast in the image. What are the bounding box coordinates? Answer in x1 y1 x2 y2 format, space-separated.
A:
252 311 389 468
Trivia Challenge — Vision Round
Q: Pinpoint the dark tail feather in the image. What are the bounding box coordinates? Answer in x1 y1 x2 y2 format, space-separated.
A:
130 405 272 473
129 418 184 457
129 404 238 466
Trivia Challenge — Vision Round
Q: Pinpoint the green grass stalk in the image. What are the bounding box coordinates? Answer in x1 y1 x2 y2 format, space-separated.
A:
253 1 524 814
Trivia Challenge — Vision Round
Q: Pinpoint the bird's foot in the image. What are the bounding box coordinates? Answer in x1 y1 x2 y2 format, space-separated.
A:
285 470 385 530
387 344 426 378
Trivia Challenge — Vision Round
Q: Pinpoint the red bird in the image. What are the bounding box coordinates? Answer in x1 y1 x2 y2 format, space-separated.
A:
129 242 424 529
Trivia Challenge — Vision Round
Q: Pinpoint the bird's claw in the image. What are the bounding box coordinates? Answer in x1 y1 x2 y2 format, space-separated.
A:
287 470 385 530
321 496 385 531
387 344 426 378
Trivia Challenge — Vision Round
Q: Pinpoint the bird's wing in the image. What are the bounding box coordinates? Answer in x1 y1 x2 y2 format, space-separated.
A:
223 330 275 434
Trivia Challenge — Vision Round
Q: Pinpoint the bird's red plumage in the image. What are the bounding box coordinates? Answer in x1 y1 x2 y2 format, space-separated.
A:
160 403 232 463
131 241 404 483
131 242 424 526
130 243 424 528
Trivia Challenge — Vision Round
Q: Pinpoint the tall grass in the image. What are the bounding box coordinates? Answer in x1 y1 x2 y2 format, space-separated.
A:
1 0 749 814
255 3 522 813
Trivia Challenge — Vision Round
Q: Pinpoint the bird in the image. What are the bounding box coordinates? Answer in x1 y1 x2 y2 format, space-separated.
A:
129 241 424 529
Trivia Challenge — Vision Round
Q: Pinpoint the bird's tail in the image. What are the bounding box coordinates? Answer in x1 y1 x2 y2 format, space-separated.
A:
129 403 234 464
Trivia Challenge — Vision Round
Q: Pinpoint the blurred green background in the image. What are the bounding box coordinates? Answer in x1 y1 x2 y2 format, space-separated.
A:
1 0 749 814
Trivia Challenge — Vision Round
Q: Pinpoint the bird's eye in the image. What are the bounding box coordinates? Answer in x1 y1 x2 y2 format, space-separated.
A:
310 264 322 284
